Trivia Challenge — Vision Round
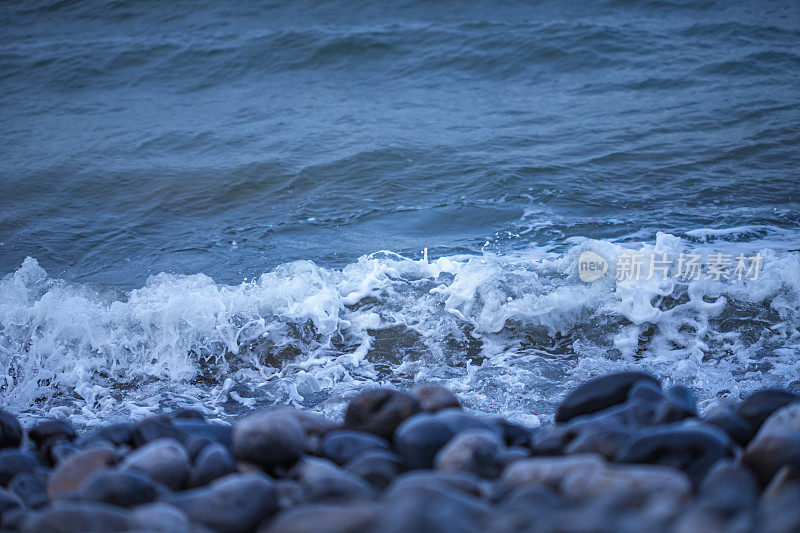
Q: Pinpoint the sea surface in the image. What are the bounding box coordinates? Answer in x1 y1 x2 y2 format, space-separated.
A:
1 0 799 425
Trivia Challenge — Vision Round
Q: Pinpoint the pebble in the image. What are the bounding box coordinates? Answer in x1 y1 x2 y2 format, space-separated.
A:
529 426 571 455
493 419 531 447
164 472 279 533
290 457 374 502
503 454 692 502
564 426 630 459
28 419 77 448
122 438 190 490
0 449 41 485
8 471 48 508
131 502 191 532
697 460 759 512
743 401 800 484
412 383 462 413
616 422 731 485
47 444 117 500
434 429 506 478
0 409 22 449
0 487 24 515
394 413 456 469
343 388 421 440
387 470 484 499
738 389 799 431
81 422 135 447
320 430 389 465
555 371 659 423
74 468 157 507
5 373 800 533
703 401 754 447
23 501 142 532
378 480 490 533
343 449 402 490
433 409 503 437
189 442 236 488
233 412 306 470
261 503 377 533
131 415 187 447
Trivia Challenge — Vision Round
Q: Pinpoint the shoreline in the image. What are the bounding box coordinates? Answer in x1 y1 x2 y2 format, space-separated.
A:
0 372 797 532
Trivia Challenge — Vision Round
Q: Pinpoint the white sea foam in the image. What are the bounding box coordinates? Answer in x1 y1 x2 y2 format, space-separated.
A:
1 232 798 425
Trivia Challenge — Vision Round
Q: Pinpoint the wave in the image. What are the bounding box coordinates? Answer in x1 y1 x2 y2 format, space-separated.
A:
1 231 798 425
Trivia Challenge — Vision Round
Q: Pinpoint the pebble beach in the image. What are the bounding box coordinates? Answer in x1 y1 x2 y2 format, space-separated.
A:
1 371 799 532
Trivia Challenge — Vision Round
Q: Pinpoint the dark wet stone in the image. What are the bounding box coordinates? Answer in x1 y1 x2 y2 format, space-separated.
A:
164 472 279 533
394 413 456 470
81 422 135 447
290 457 374 502
529 426 572 455
343 388 421 441
433 409 503 438
261 503 377 533
23 501 141 532
0 487 24 515
0 410 22 449
664 385 697 414
9 471 48 508
131 416 187 448
498 447 530 468
697 460 759 512
233 412 306 470
492 419 531 447
564 427 631 460
47 444 117 500
703 402 754 447
28 419 77 448
412 383 462 413
738 389 799 431
75 468 157 507
434 429 506 478
172 420 233 450
566 400 660 431
626 379 663 405
0 449 41 485
189 443 236 488
500 485 561 509
616 422 731 485
654 385 697 424
502 454 692 502
743 402 800 485
273 479 307 509
172 408 206 421
48 442 80 465
186 435 214 462
131 502 191 532
487 486 562 533
378 480 490 533
122 438 190 490
268 408 339 438
555 371 659 423
320 430 389 466
344 449 401 490
387 470 484 499
755 478 800 533
1 505 28 531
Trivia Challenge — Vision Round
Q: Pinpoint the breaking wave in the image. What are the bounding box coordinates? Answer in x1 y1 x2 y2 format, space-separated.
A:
1 231 799 426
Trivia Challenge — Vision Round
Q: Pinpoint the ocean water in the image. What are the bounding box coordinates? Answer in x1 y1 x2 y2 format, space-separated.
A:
1 0 799 425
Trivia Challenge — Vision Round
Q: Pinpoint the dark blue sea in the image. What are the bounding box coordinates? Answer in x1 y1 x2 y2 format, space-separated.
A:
1 0 799 424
